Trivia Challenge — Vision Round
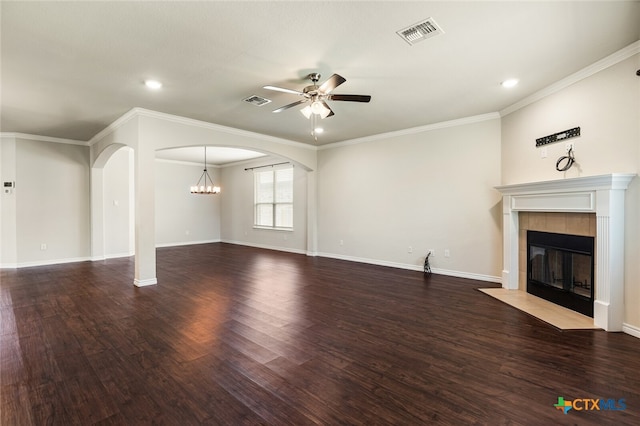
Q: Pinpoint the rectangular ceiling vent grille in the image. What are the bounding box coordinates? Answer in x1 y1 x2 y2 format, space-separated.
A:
397 18 444 45
243 95 272 106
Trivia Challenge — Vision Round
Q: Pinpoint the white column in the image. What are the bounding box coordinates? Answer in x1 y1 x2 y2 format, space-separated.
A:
594 187 626 331
501 195 519 289
306 170 317 256
90 167 105 261
133 144 157 286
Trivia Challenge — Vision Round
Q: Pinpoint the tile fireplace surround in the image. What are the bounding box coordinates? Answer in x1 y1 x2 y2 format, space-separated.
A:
495 173 636 332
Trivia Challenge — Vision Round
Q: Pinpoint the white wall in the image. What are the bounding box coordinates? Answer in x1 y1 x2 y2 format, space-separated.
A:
316 117 503 281
502 55 639 184
501 53 640 329
220 158 308 253
1 136 18 267
15 138 91 265
1 136 224 266
155 159 221 246
103 147 133 257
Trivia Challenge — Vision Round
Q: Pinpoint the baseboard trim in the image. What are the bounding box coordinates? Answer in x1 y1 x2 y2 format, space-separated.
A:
222 239 307 255
622 323 640 340
134 278 158 287
13 257 92 269
429 267 502 284
315 252 501 283
104 252 135 259
156 239 221 248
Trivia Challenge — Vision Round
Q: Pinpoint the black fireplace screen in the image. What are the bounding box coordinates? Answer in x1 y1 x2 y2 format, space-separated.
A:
527 231 595 317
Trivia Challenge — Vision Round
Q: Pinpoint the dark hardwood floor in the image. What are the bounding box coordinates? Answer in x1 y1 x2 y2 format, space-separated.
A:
2 243 639 425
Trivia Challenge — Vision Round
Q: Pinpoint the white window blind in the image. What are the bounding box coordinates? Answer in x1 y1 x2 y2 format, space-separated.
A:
254 167 293 229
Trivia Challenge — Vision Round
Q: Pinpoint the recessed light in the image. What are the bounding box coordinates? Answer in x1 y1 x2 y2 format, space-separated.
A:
144 79 162 90
501 79 519 88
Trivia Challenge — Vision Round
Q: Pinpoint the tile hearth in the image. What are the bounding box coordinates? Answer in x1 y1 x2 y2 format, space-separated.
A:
478 288 598 330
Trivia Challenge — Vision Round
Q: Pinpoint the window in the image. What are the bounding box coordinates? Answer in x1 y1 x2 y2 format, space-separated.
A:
254 167 293 229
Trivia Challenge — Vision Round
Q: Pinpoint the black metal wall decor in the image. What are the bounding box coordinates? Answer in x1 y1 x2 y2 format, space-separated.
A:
423 252 431 275
535 127 580 147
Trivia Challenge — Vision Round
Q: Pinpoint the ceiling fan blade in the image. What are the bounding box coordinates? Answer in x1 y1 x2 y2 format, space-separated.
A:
272 99 308 113
263 85 305 96
318 74 346 95
320 101 334 119
329 94 372 103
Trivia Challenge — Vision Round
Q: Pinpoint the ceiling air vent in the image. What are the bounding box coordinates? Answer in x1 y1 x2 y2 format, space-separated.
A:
396 18 444 46
243 95 272 106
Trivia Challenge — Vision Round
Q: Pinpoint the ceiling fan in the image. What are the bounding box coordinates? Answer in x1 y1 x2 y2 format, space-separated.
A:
263 73 371 119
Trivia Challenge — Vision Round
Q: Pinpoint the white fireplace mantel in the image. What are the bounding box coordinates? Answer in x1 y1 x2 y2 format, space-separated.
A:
495 173 636 331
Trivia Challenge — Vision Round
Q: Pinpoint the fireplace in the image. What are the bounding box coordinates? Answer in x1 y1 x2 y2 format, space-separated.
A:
495 173 636 332
527 230 594 317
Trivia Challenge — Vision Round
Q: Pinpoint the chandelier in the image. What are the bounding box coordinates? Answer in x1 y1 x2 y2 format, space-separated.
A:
190 147 220 194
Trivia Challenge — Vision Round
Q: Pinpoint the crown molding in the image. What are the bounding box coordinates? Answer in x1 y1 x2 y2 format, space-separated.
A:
87 108 139 146
318 112 501 150
133 108 316 151
0 132 88 146
500 40 640 117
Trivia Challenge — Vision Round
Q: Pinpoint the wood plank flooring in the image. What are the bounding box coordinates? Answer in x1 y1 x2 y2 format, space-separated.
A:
2 243 640 425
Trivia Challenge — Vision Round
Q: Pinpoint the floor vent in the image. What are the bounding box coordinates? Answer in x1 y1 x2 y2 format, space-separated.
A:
243 95 272 106
397 18 444 45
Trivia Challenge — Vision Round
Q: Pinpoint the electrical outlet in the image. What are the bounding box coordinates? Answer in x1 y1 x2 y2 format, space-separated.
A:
565 142 574 152
40 243 47 251
339 239 344 246
408 246 413 253
541 147 548 158
429 249 435 256
444 249 450 258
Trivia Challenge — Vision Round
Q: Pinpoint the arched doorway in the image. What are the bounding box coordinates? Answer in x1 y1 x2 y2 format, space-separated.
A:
89 108 318 286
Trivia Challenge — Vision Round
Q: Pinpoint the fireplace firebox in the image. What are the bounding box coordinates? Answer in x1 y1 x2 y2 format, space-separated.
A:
527 230 595 317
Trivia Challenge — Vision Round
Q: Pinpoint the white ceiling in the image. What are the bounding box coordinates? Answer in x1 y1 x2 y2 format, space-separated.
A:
2 1 639 158
155 146 266 166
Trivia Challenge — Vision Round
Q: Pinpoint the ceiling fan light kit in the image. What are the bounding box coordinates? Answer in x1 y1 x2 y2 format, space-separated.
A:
301 101 331 119
264 73 371 120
